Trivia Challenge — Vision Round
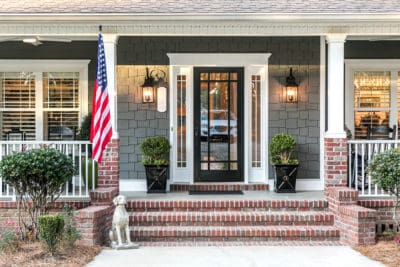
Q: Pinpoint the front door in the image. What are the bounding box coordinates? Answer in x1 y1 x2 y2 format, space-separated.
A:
194 67 244 182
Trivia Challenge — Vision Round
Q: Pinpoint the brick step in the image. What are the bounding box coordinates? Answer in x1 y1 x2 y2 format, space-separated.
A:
170 183 269 192
131 225 340 242
130 211 334 226
127 199 328 212
136 240 344 247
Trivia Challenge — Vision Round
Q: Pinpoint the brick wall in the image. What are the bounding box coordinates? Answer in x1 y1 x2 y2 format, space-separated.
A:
324 138 348 188
98 138 120 189
117 36 320 180
325 187 376 245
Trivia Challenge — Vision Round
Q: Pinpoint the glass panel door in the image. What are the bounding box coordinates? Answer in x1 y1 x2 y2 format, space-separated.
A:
194 68 243 181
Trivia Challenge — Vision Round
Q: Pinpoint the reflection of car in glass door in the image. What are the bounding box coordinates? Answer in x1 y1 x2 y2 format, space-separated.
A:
200 109 237 141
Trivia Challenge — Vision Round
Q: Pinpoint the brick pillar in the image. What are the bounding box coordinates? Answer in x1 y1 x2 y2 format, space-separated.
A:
98 138 119 190
324 137 348 188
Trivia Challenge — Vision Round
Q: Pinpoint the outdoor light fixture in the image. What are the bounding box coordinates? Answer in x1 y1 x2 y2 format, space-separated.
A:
141 67 155 103
285 67 298 103
141 67 168 109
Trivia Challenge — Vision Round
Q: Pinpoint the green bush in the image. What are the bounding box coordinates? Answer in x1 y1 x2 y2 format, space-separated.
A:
367 148 400 227
269 133 299 165
38 214 65 255
61 204 81 249
0 148 75 236
0 220 20 253
78 113 91 141
139 136 171 165
82 158 98 189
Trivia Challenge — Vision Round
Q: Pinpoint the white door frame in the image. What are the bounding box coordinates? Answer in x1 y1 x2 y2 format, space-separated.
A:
168 53 271 185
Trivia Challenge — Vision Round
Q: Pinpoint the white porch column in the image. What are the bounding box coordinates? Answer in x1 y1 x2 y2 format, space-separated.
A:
103 34 119 138
326 34 347 138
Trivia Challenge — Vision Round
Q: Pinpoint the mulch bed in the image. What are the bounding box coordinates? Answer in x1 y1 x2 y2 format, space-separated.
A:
0 242 102 267
354 240 400 267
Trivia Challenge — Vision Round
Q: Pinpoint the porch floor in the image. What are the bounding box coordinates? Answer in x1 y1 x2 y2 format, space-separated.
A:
122 190 325 201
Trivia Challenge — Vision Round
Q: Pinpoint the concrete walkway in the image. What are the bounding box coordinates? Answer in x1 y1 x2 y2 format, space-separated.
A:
87 246 385 267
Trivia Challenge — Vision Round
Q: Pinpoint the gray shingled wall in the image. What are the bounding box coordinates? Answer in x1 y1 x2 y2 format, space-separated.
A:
117 37 320 180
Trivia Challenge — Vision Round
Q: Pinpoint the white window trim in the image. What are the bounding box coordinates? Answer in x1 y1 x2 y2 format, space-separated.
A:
168 53 271 185
0 60 90 140
345 59 400 138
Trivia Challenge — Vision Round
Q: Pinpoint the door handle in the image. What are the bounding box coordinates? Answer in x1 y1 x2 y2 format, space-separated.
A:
194 127 199 137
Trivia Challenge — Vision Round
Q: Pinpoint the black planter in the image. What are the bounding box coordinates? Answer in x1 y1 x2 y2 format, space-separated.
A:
273 164 299 193
144 165 169 193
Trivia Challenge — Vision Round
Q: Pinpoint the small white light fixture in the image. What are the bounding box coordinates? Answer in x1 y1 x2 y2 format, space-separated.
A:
157 86 167 112
22 37 38 44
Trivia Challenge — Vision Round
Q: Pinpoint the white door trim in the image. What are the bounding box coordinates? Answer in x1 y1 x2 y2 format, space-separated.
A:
168 53 271 185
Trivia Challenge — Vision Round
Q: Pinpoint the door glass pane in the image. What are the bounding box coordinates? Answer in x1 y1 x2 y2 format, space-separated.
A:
251 75 261 167
177 75 187 167
198 70 239 174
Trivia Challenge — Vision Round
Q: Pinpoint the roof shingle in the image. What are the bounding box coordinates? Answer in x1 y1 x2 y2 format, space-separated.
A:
0 0 399 14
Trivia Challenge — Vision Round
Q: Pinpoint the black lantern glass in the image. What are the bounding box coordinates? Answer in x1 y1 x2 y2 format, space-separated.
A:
285 68 298 103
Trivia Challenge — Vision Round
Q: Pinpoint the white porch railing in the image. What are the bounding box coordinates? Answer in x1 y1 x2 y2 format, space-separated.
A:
0 141 95 199
348 140 400 197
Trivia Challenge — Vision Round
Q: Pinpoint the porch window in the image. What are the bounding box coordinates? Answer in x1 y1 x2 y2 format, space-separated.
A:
0 60 89 141
345 60 400 139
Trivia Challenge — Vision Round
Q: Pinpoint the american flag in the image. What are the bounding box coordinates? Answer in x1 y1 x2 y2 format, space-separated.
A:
90 31 112 163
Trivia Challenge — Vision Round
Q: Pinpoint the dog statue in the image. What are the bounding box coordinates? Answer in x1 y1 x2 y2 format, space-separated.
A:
109 195 139 249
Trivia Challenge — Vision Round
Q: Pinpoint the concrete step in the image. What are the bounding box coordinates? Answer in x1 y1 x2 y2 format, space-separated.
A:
131 225 340 242
130 211 334 226
170 183 269 192
127 199 329 212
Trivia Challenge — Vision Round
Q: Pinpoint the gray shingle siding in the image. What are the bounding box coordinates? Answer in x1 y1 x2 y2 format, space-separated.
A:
117 36 320 180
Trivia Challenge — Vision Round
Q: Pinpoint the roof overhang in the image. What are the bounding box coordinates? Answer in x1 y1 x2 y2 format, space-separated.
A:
0 13 399 37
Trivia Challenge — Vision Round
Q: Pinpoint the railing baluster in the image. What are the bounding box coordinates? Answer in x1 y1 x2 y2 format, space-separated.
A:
368 143 372 196
361 143 365 196
348 142 352 188
354 144 358 190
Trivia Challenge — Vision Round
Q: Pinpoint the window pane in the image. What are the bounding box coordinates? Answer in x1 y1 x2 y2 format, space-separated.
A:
354 71 391 108
0 111 35 140
177 75 186 168
44 111 79 140
354 111 389 139
251 75 261 167
43 72 79 108
0 72 35 108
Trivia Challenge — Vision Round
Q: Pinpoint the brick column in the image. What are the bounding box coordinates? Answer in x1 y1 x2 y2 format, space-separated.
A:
97 138 120 190
324 137 348 188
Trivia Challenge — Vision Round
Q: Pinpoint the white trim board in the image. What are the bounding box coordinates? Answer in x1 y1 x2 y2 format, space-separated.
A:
268 179 323 191
168 53 271 185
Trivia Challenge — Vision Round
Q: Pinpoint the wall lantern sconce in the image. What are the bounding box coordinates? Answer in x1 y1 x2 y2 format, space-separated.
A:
285 67 298 103
140 67 168 112
141 67 155 103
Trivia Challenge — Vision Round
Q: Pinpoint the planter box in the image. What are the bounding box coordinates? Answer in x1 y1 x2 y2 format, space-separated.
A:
273 164 299 193
144 165 169 193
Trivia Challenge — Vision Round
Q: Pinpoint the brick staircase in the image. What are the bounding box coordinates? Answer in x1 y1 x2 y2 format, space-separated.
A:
127 199 341 245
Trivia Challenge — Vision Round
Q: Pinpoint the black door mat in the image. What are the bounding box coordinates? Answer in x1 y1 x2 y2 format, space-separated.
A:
189 190 244 195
